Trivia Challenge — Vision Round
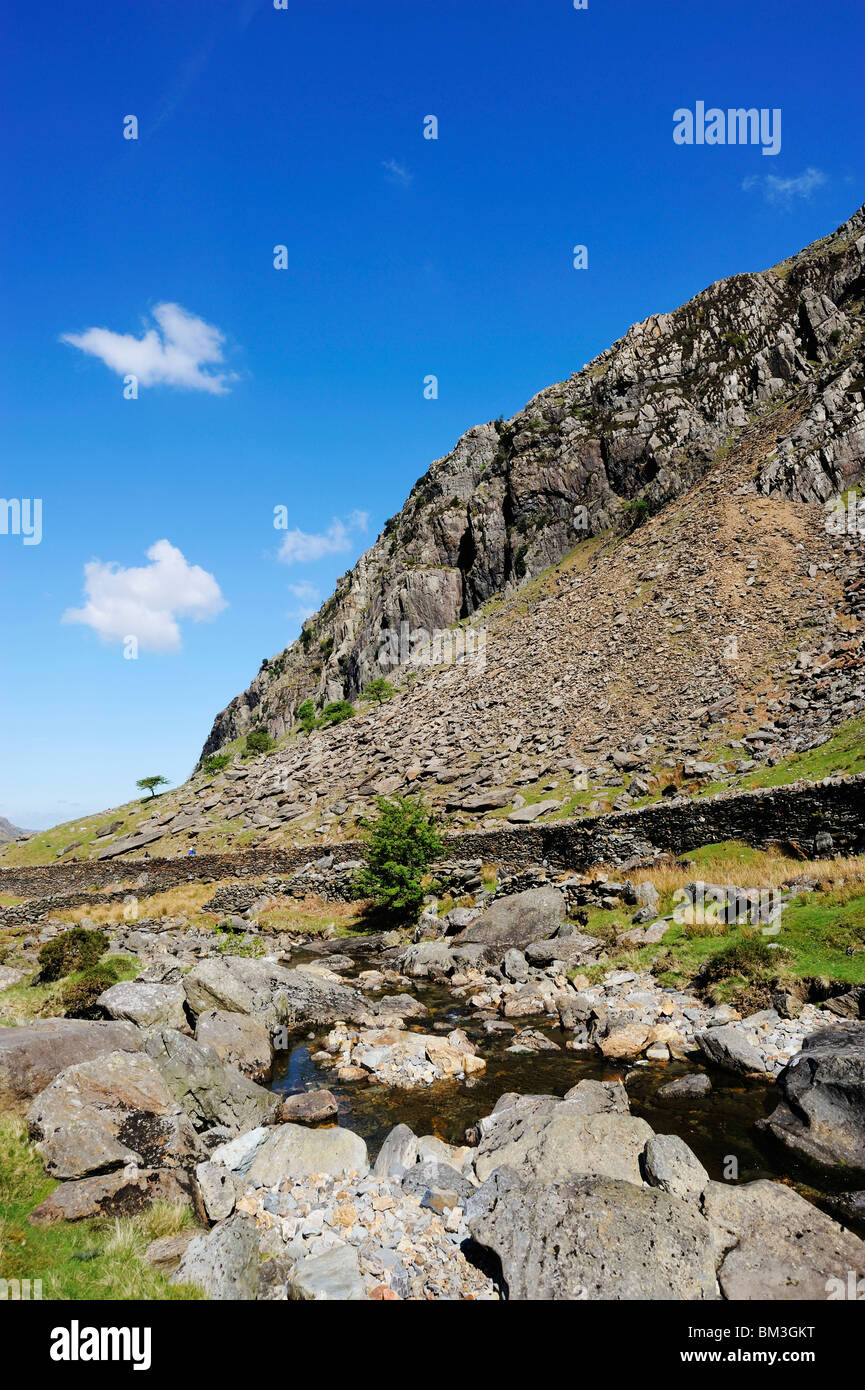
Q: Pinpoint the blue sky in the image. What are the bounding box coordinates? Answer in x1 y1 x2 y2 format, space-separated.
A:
1 0 862 829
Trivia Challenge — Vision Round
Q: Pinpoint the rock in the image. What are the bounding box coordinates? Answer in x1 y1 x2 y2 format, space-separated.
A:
0 1018 144 1107
502 948 529 983
374 1123 419 1179
27 1050 200 1179
0 964 25 990
524 933 603 966
277 1090 339 1124
374 994 430 1020
696 1024 768 1075
658 1073 713 1101
466 1170 717 1299
702 1179 865 1300
475 1095 654 1185
453 887 565 962
397 942 454 978
172 1212 260 1300
288 1244 366 1301
643 1134 709 1200
182 956 367 1027
28 1167 197 1224
195 1010 274 1082
144 1028 278 1136
210 1126 270 1176
758 1024 865 1172
507 800 561 823
401 1158 474 1207
195 1161 238 1222
634 881 660 911
245 1123 369 1185
598 1021 653 1059
98 981 189 1033
508 1028 560 1053
562 1079 630 1114
144 1232 194 1273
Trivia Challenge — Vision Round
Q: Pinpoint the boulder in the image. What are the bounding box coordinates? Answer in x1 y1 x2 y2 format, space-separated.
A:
27 1049 200 1179
195 1009 274 1082
28 1167 197 1224
182 956 367 1027
466 1170 717 1300
758 1024 865 1172
98 981 189 1033
288 1244 366 1301
209 1126 271 1177
658 1073 713 1102
702 1179 865 1300
397 942 454 978
277 1089 339 1125
195 1161 238 1222
474 1094 653 1185
453 887 565 961
643 1134 709 1200
374 1123 419 1179
145 1028 278 1136
245 1123 369 1186
562 1079 630 1115
0 1018 144 1106
696 1024 768 1076
172 1212 260 1300
524 933 603 967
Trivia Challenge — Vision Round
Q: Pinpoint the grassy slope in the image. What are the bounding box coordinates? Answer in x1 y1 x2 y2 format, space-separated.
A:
0 1115 202 1300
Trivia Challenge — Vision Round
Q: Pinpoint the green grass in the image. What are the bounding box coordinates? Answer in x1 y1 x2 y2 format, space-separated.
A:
0 1115 203 1300
0 953 141 1026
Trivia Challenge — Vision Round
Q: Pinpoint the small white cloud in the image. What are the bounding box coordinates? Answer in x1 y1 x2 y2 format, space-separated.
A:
63 539 227 651
62 302 237 394
382 158 412 188
286 581 321 621
742 167 827 206
277 511 369 565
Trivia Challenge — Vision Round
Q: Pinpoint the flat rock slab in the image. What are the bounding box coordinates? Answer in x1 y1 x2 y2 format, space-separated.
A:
289 1244 366 1301
454 887 565 962
475 1095 653 1185
245 1122 369 1186
467 1171 718 1300
183 956 368 1028
195 1009 274 1082
29 1167 197 1224
0 1018 144 1106
277 1089 339 1124
98 981 189 1033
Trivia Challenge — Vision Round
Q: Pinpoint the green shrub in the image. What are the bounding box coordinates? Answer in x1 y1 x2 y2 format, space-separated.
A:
320 701 355 726
354 796 444 921
296 699 317 733
244 729 275 756
696 937 777 987
37 927 108 982
361 678 395 705
60 966 119 1019
202 753 231 776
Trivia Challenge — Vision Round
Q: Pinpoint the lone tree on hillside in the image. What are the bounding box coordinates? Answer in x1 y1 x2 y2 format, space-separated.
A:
296 699 317 733
136 775 169 799
354 795 444 921
361 678 396 704
244 729 275 756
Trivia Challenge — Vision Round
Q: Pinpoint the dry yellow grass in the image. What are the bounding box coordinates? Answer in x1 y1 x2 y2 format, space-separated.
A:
64 882 222 927
624 851 865 898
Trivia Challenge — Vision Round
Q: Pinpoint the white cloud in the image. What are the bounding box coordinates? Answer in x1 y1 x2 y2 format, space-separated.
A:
742 167 827 206
277 511 369 565
286 581 321 621
63 539 227 651
62 302 237 394
382 158 412 188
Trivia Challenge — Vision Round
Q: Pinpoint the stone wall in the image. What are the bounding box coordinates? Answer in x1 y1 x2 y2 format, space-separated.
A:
2 774 863 904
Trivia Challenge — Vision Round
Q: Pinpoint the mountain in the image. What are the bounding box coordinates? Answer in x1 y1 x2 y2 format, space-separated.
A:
5 204 864 866
0 817 31 844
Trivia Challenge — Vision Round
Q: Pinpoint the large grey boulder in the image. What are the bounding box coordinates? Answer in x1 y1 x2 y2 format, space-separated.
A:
195 1009 274 1082
466 1170 718 1300
0 1018 144 1106
474 1092 653 1185
696 1024 768 1076
245 1122 368 1186
172 1212 260 1300
758 1024 865 1172
563 1079 630 1115
397 941 454 979
702 1179 865 1300
98 982 189 1033
524 934 603 967
27 1049 200 1179
144 1028 278 1136
643 1134 709 1200
453 887 565 962
182 956 367 1028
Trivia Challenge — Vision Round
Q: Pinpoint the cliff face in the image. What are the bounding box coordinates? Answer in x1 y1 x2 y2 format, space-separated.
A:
202 204 865 759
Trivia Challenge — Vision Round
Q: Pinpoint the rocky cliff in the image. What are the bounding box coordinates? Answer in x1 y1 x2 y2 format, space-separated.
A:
202 203 865 758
